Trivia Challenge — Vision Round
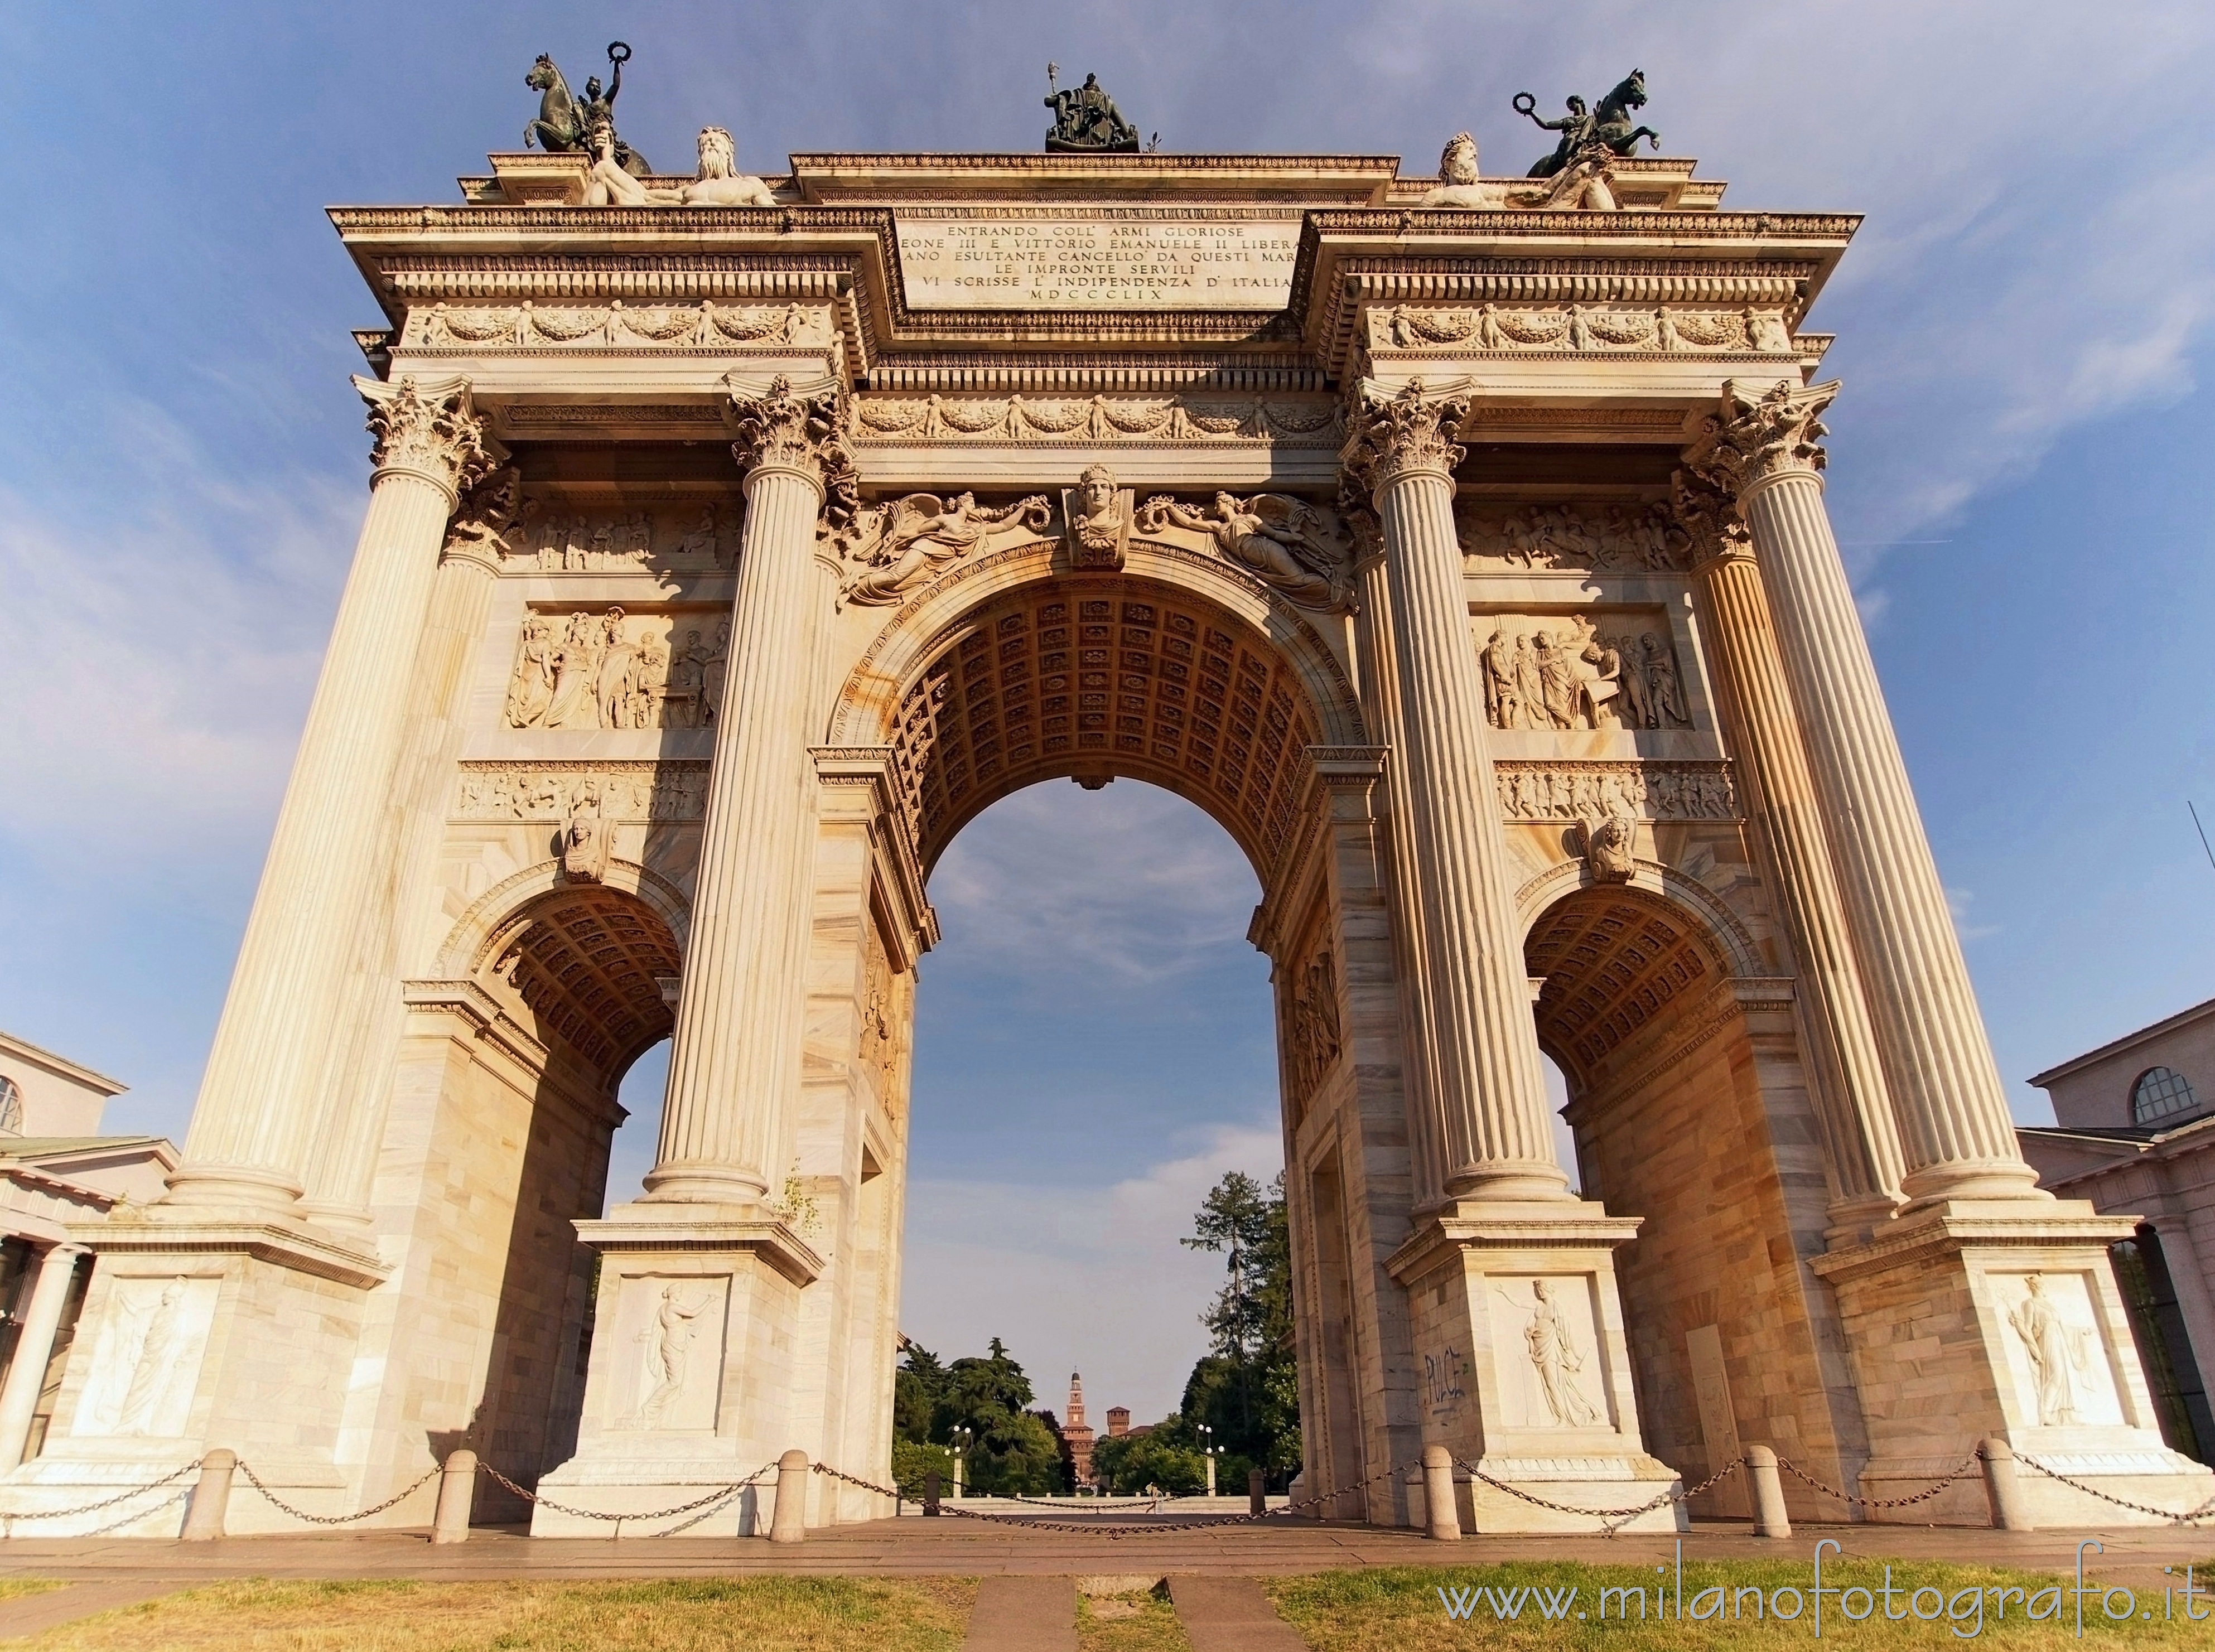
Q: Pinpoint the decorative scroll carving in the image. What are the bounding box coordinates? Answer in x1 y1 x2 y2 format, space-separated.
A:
1136 492 1355 613
356 374 490 500
558 781 612 883
408 300 833 350
1477 616 1689 731
446 466 524 563
506 609 720 731
1285 949 1343 1115
1372 303 1794 357
1340 380 1468 495
836 492 1052 607
1576 813 1638 883
1495 761 1736 823
455 761 709 822
849 393 1343 446
1456 500 1689 572
1696 378 1842 494
1064 466 1130 571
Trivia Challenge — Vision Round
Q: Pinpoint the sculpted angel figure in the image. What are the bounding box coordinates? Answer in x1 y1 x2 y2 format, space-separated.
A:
1136 492 1354 611
841 492 1052 606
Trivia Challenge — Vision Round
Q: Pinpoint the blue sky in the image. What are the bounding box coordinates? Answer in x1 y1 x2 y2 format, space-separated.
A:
4 2 2215 1422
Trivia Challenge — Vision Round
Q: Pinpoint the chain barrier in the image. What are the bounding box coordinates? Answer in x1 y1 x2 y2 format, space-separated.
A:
1459 1455 1744 1538
235 1461 441 1527
479 1459 779 1537
2012 1451 2215 1526
0 1463 197 1532
1774 1451 1978 1513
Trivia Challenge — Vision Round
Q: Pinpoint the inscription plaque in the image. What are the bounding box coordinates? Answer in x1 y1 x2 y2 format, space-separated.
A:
895 216 1300 310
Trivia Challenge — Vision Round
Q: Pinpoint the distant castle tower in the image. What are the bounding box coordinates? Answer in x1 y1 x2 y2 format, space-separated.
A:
1060 1372 1097 1487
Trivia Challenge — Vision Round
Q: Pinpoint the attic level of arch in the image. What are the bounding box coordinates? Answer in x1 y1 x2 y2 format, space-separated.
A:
334 151 1854 391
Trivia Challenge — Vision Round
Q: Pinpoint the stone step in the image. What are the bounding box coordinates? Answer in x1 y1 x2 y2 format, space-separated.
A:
1169 1574 1307 1651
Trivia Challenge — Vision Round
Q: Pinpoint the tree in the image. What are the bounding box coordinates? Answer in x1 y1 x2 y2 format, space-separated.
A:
897 1335 1064 1495
1172 1171 1301 1486
1090 1428 1209 1496
894 1339 948 1444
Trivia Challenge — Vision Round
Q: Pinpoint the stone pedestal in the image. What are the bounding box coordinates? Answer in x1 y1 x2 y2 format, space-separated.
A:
1811 1205 2215 1524
1388 1208 1684 1532
529 1214 823 1535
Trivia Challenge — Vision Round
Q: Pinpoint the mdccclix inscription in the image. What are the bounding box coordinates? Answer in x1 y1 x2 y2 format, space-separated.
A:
895 217 1300 310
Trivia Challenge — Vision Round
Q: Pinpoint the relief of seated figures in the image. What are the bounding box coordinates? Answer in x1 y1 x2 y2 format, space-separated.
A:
1478 617 1691 733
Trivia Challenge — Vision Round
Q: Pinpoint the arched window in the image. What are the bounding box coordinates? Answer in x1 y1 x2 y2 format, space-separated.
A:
2132 1066 2202 1127
0 1076 20 1136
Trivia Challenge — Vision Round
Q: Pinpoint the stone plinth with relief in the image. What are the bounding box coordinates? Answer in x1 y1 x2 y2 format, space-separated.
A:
8 90 2203 1540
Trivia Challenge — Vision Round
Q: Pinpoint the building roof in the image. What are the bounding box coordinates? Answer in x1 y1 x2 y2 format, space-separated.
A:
2028 995 2215 1090
0 1031 128 1097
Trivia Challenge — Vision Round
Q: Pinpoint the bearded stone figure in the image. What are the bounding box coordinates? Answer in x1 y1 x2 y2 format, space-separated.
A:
1418 133 1508 209
673 127 777 207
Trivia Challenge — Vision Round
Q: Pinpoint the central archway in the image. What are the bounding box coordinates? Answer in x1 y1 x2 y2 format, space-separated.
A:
812 543 1422 1523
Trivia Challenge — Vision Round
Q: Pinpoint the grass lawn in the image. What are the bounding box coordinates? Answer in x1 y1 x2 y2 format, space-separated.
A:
1077 1581 1190 1651
3 1576 976 1651
1267 1561 2215 1649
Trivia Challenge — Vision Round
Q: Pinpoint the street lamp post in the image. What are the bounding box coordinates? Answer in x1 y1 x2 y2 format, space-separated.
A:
951 1426 972 1500
1200 1423 1217 1498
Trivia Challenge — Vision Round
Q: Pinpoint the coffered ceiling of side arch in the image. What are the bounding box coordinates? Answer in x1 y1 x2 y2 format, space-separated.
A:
889 576 1322 881
1526 889 1724 1085
486 888 681 1076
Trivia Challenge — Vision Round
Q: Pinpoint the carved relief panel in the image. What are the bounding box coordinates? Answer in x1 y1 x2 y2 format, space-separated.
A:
73 1276 221 1440
513 499 742 573
1487 1275 1615 1432
1474 612 1691 733
1282 947 1344 1126
606 1273 731 1432
455 761 710 823
860 922 909 1125
506 607 731 732
1992 1272 2124 1429
1458 500 1690 573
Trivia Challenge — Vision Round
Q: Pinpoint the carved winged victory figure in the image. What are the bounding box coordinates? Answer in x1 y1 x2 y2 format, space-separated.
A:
1139 492 1355 611
839 492 1052 606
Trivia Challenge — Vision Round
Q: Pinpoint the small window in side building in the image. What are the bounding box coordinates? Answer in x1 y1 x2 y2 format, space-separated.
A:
0 1077 20 1136
2132 1066 2202 1126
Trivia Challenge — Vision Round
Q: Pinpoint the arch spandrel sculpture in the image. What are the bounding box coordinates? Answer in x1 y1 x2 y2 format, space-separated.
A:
9 78 2210 1535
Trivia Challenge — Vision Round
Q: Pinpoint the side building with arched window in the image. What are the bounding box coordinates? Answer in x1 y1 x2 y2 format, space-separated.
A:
2023 997 2215 1465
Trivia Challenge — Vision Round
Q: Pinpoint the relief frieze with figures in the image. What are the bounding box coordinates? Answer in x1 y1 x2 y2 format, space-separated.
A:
505 607 731 732
453 761 710 822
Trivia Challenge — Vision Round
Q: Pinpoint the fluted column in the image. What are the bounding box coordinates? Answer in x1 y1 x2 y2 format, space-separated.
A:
644 379 851 1205
1343 383 1567 1202
1678 475 1904 1235
300 513 508 1225
167 376 488 1211
0 1244 81 1470
1695 379 2040 1206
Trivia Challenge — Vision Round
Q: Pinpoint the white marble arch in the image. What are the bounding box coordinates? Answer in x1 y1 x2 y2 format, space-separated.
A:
434 857 695 983
1513 854 1766 982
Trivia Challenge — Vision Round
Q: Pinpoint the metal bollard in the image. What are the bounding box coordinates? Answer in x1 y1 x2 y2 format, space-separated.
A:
180 1448 236 1542
1248 1467 1266 1517
768 1449 809 1544
1421 1445 1461 1541
1746 1446 1791 1538
1980 1436 2035 1531
923 1469 942 1515
431 1450 476 1545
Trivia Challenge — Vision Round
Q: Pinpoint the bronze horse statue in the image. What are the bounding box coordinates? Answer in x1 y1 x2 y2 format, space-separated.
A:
1516 70 1661 178
524 47 652 177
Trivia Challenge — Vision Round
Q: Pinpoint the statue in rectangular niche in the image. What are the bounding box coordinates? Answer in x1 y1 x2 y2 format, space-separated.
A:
74 1277 220 1439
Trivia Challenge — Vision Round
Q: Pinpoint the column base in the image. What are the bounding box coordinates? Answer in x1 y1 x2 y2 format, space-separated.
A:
531 1211 824 1538
1387 1202 1688 1534
1812 1199 2215 1525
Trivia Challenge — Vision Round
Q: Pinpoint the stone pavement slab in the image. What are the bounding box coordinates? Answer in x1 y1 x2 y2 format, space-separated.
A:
1169 1574 1307 1650
963 1572 1074 1650
0 1580 177 1639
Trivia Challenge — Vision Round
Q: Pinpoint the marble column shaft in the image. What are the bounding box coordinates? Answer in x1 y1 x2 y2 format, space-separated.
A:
1347 384 1567 1201
1710 380 2039 1205
301 532 506 1224
170 376 486 1210
645 381 845 1205
1688 529 1905 1229
0 1244 82 1471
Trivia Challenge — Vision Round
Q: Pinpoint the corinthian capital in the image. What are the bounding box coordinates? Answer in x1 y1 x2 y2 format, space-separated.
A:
1339 379 1470 497
1703 378 1841 497
1671 459 1752 568
729 373 855 497
354 374 489 504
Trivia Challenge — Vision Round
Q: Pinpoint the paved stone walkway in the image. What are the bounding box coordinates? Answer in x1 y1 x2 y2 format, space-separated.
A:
963 1573 1074 1650
1168 1575 1307 1650
0 1580 177 1639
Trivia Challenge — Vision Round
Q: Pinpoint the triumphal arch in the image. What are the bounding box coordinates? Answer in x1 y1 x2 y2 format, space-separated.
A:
7 67 2209 1535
